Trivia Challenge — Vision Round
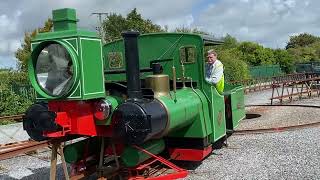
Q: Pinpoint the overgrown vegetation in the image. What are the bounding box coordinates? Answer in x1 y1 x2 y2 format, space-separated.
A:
0 70 34 117
2 19 52 118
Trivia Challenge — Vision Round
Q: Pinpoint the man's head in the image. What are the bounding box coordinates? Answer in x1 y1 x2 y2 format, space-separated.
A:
207 49 217 64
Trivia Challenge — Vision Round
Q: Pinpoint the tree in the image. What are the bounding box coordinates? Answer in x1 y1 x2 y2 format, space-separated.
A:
285 33 320 49
174 26 209 35
222 34 238 49
15 19 53 71
287 45 318 62
237 42 263 65
102 13 127 42
102 8 165 43
273 49 294 73
216 48 249 81
254 48 276 65
237 42 277 66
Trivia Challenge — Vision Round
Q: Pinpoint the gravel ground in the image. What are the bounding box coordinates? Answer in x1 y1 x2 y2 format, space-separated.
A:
245 90 273 105
244 88 320 105
0 123 29 144
0 89 319 180
0 149 67 180
184 127 320 180
183 93 320 180
290 96 320 106
239 105 320 129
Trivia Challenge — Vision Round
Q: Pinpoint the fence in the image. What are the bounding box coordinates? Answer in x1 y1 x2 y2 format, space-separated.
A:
228 77 273 94
270 73 320 104
249 65 283 78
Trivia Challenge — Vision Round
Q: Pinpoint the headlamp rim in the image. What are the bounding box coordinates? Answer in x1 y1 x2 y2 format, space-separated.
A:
29 40 79 99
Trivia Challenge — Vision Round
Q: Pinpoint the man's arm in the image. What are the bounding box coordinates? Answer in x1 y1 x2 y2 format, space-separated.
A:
206 63 223 84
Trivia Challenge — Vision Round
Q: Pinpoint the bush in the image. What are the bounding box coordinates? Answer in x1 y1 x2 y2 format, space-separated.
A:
216 48 250 81
0 70 34 117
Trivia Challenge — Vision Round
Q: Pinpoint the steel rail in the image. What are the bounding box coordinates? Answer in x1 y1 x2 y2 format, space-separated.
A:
233 104 320 135
0 140 50 160
233 121 320 135
0 114 24 121
0 137 71 161
245 104 320 108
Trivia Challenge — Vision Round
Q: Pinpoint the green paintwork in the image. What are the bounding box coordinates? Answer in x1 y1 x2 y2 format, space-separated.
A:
25 8 248 168
210 86 226 141
159 88 212 138
52 8 77 31
104 33 236 143
63 137 99 163
224 83 246 129
103 33 222 85
29 8 105 100
29 40 80 99
230 87 245 128
159 88 200 133
201 83 226 142
79 38 105 99
33 30 98 41
30 7 245 152
120 139 165 167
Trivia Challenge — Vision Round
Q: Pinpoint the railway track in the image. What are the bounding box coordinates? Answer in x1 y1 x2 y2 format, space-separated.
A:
0 140 50 160
0 114 24 122
233 104 320 135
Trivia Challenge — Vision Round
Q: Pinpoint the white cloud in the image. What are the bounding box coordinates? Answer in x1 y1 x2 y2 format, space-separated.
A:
0 9 21 64
0 0 320 68
156 14 195 31
0 56 17 69
0 0 198 68
197 0 320 48
9 39 20 53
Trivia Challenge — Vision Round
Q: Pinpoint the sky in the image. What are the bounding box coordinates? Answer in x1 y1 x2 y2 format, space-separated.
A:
0 0 319 69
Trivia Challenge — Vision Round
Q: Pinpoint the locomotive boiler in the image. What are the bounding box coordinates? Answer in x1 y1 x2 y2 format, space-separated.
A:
23 8 245 179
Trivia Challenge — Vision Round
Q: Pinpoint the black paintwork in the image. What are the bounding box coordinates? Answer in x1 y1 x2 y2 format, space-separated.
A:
165 137 210 150
122 31 142 99
23 102 59 141
113 99 167 145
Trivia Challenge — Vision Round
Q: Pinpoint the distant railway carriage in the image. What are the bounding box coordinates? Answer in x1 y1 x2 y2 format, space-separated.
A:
23 8 245 179
296 62 320 75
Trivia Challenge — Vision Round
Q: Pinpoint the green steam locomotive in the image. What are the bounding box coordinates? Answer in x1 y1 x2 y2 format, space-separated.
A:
23 8 245 179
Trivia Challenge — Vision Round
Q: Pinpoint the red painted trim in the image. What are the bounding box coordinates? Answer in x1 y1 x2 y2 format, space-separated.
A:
44 101 112 137
168 145 212 161
127 145 188 180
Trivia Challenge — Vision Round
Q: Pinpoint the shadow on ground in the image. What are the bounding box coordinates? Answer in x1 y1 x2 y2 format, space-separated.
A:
0 164 69 180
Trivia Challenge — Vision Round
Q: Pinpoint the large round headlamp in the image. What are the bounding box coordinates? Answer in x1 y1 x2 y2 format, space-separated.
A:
30 42 78 98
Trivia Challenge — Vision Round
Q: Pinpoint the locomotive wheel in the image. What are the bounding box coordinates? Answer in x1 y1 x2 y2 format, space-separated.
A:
23 102 58 141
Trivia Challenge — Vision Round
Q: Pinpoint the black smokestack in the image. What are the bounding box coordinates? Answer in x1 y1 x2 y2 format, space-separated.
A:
121 31 142 99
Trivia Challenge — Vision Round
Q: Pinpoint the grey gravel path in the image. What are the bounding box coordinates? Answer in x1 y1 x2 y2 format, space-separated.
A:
184 92 320 180
240 105 320 129
0 123 29 144
0 149 66 180
185 127 320 180
245 90 273 105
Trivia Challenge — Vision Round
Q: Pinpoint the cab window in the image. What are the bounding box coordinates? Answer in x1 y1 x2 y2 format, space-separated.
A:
179 46 196 64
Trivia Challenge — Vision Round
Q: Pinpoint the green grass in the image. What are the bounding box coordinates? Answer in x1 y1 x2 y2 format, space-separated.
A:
0 119 17 125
